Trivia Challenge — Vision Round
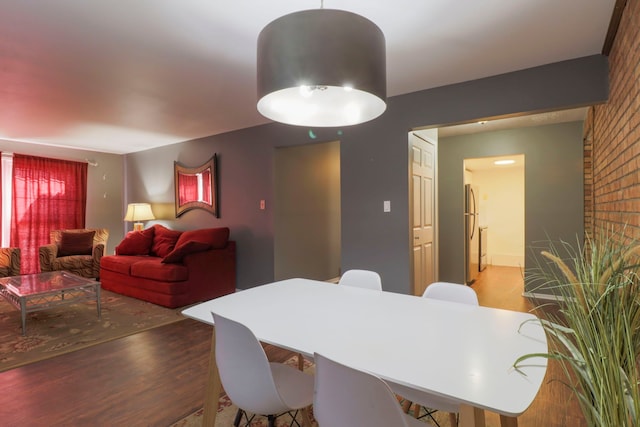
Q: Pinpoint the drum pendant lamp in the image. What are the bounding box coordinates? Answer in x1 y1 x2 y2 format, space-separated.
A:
257 8 387 127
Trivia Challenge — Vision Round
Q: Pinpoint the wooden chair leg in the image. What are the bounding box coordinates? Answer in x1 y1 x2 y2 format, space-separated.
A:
402 399 413 413
297 352 304 371
449 412 458 426
412 404 420 418
300 406 313 427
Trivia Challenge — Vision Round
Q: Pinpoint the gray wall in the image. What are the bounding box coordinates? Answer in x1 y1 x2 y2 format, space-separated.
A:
274 141 341 281
439 122 585 293
125 54 608 293
0 140 124 255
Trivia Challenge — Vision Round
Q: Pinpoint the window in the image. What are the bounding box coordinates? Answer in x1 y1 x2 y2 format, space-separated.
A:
2 154 87 273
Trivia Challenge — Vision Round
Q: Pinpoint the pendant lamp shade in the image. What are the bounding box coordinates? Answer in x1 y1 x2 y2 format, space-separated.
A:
257 9 386 127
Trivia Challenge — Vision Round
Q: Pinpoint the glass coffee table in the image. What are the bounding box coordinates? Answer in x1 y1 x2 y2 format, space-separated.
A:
0 271 101 335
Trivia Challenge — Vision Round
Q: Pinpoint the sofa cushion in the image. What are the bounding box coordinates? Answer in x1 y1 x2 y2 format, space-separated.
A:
130 258 189 282
162 241 211 264
151 224 182 258
176 227 229 249
116 228 155 255
58 230 95 256
100 255 151 275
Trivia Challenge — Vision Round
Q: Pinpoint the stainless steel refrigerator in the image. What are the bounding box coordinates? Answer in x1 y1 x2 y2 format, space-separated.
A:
464 184 480 284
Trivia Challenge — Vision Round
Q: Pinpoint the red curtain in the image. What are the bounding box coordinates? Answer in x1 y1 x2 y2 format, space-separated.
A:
11 155 87 274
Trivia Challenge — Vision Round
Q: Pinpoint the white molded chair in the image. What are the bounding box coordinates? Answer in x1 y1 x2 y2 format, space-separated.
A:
391 282 479 426
313 353 425 427
295 269 382 372
212 312 314 427
338 269 383 290
422 281 479 305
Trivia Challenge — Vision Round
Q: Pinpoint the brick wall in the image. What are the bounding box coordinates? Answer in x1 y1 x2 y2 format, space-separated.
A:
588 0 640 241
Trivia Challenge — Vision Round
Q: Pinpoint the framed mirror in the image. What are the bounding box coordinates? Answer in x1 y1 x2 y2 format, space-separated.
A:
174 154 219 218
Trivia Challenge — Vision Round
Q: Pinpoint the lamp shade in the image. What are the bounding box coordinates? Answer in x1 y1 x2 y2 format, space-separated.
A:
257 9 386 127
124 203 155 222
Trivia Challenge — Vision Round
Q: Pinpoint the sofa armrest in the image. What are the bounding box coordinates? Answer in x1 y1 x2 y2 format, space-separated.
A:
182 241 236 301
92 243 105 278
39 244 58 272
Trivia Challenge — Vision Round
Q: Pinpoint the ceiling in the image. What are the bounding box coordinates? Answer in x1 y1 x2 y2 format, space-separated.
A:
465 154 525 172
0 1 616 155
438 107 588 137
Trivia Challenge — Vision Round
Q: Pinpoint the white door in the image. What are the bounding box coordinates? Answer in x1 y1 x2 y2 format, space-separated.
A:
410 133 436 296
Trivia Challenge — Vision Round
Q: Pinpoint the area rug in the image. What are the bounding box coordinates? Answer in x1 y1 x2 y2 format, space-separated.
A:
171 357 450 427
0 289 185 372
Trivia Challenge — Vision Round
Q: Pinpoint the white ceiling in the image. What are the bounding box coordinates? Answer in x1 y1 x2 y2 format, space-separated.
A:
465 154 525 172
0 0 616 155
438 107 588 137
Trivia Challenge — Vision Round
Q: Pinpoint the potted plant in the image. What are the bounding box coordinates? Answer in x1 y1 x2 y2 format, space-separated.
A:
516 230 640 426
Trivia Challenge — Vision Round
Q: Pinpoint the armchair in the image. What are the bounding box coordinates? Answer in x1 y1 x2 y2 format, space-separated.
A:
0 247 20 277
39 229 109 279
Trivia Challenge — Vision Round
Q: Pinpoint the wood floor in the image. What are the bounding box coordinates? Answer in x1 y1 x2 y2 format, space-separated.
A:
0 266 585 426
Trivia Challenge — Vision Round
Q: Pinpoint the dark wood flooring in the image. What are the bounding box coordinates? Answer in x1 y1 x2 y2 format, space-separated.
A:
0 266 585 426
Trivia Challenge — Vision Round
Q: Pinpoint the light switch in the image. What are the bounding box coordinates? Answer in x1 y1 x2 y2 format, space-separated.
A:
383 200 391 212
260 199 266 210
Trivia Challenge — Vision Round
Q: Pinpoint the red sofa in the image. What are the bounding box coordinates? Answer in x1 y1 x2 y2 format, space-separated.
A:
100 224 235 308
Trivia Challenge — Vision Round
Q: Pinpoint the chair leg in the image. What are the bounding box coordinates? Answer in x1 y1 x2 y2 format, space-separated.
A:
300 406 313 427
233 409 243 426
424 408 441 427
449 412 458 426
297 352 304 371
401 399 413 413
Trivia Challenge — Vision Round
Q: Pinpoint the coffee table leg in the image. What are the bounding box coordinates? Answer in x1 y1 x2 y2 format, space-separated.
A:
20 298 27 336
96 285 102 320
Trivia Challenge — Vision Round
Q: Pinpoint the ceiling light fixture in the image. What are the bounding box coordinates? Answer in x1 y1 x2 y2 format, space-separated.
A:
256 5 386 127
494 159 515 166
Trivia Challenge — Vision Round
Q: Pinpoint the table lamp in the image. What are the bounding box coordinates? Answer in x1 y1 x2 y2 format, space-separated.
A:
124 203 155 231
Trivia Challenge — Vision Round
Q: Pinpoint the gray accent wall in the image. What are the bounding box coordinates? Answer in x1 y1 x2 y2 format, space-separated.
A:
274 141 341 282
439 122 585 293
125 54 608 294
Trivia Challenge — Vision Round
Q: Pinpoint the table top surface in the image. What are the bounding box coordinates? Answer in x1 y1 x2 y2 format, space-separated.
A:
0 271 99 296
182 278 548 417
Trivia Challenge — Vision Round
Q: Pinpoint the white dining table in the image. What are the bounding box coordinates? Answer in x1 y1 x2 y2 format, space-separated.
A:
182 278 547 427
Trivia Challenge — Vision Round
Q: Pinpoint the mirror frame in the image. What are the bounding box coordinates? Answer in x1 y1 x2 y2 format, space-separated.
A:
174 154 219 218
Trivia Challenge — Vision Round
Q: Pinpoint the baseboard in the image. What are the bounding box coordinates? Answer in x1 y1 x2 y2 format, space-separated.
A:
522 291 567 302
490 254 525 267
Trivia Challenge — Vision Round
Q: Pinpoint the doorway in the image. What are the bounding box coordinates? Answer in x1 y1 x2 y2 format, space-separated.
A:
463 155 525 278
409 131 437 296
273 141 341 281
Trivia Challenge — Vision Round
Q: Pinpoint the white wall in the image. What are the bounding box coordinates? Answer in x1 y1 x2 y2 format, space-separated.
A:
472 163 525 267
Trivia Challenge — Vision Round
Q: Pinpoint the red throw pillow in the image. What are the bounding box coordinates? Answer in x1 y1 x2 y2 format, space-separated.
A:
161 241 211 264
58 231 95 256
115 227 155 255
151 224 182 258
175 227 229 249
